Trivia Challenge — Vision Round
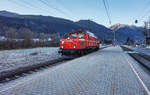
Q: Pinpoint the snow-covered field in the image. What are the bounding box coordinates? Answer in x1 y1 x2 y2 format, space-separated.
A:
0 45 109 75
0 47 61 72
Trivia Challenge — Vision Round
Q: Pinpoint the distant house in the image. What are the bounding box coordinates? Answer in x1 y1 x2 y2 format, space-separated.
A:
32 38 52 42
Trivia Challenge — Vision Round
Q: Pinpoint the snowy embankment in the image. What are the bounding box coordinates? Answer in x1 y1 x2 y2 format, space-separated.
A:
122 45 150 70
146 46 150 49
123 45 150 56
0 47 61 78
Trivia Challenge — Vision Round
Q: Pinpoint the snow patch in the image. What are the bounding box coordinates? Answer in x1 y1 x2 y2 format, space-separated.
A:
0 47 61 72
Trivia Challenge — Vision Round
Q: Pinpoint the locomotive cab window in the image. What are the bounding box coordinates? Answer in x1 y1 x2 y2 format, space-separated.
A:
71 34 77 38
78 34 84 39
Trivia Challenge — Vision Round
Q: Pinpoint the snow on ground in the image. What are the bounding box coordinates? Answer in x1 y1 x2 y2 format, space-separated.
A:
146 46 150 49
0 47 61 72
123 45 150 56
0 45 109 73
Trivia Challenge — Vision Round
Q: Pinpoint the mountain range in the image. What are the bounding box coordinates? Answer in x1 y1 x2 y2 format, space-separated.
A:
0 10 145 43
110 23 145 43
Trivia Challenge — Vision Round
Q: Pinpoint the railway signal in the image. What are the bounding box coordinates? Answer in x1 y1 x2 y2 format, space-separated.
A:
135 20 138 24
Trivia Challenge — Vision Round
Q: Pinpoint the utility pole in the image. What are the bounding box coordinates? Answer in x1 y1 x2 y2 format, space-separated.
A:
113 28 116 46
148 17 150 37
144 21 147 45
147 17 150 46
88 19 91 32
112 23 116 46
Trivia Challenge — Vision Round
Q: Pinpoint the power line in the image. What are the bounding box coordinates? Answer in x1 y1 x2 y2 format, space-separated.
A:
105 0 110 13
21 0 54 14
7 0 32 10
139 1 150 21
7 0 54 16
140 9 150 21
101 0 116 44
105 0 111 23
136 1 150 21
102 0 111 25
8 0 74 20
53 0 76 20
38 0 74 19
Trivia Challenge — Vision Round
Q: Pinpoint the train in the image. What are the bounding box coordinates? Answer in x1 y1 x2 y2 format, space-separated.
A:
59 30 100 55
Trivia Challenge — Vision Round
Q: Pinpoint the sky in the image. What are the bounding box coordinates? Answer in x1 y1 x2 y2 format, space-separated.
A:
0 0 150 27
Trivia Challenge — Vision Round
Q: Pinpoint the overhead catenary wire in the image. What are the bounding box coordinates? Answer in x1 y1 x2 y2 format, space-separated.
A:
101 0 116 44
7 0 33 10
140 9 150 21
7 0 55 16
137 1 150 16
105 0 111 23
21 0 55 15
7 0 73 19
102 0 111 25
52 0 76 20
38 0 74 20
105 0 110 13
136 0 150 22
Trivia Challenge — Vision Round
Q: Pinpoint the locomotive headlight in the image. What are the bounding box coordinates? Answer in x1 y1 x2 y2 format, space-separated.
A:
62 40 64 44
74 45 76 48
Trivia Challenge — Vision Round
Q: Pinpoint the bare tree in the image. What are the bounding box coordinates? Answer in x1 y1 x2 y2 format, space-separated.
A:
20 28 33 48
39 33 45 40
4 28 18 49
5 28 18 40
21 28 33 40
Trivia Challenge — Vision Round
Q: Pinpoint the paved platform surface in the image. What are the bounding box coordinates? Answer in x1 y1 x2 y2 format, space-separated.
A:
0 46 149 95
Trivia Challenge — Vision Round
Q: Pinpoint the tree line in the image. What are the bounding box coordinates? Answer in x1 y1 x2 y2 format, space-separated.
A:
0 27 60 50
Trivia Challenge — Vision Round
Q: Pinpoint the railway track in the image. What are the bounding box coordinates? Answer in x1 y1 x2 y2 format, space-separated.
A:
0 46 108 83
0 57 70 82
121 46 150 71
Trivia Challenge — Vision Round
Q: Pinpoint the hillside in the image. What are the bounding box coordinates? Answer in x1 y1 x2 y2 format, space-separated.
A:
0 10 19 17
110 23 145 43
0 15 82 35
0 11 113 41
0 10 145 43
76 20 113 40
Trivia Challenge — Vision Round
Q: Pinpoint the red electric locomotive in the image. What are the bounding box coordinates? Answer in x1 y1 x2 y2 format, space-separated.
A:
59 30 100 55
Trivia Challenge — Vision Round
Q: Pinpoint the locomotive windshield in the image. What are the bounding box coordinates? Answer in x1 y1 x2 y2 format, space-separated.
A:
72 34 77 38
78 34 84 39
63 33 69 38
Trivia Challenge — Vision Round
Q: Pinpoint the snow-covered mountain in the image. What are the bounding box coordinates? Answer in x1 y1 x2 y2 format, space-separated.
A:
110 23 145 43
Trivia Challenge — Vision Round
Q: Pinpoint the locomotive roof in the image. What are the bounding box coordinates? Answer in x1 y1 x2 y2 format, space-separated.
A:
70 30 85 34
86 31 97 38
69 30 97 38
